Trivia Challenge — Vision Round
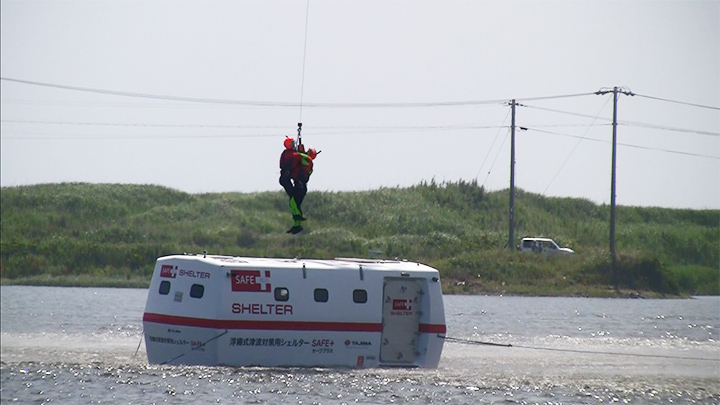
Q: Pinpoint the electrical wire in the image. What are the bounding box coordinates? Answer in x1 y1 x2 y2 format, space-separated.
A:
7 115 712 137
481 128 511 188
526 127 719 160
0 120 289 129
515 92 597 102
1 99 259 109
0 77 507 108
619 121 719 137
0 132 283 140
521 103 718 137
521 103 615 121
0 119 505 129
634 93 720 111
4 120 713 160
3 77 718 113
476 108 511 184
0 119 508 133
613 141 720 159
0 77 594 108
0 124 509 142
542 93 613 195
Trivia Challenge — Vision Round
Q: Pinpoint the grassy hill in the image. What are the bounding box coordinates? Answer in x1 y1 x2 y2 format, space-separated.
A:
1 181 717 296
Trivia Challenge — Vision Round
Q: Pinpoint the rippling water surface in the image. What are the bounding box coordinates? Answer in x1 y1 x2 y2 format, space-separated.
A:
1 286 718 404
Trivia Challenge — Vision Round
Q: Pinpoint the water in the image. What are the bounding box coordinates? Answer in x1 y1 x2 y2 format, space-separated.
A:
1 286 718 404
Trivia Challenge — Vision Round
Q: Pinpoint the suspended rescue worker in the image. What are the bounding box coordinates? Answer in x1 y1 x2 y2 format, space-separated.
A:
279 136 297 198
279 137 320 234
293 146 318 222
279 136 303 234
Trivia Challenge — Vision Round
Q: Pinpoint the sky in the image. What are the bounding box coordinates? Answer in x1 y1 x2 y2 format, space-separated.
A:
1 0 718 210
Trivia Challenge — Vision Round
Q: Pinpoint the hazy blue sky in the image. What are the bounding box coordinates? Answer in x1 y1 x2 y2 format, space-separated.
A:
2 0 718 209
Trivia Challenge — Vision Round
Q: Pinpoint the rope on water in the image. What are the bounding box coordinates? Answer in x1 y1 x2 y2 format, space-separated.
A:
133 330 144 358
439 334 720 362
440 335 512 347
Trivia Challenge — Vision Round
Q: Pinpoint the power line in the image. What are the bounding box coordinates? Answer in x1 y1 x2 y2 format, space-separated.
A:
619 121 719 137
0 133 282 140
521 104 719 137
0 119 508 131
481 126 512 187
521 103 616 121
515 92 597 102
0 126 508 140
543 94 613 195
0 118 605 132
0 124 511 140
0 77 507 108
4 77 719 113
3 118 715 160
2 77 282 106
0 77 604 108
634 93 720 111
0 99 245 109
476 108 511 184
0 120 288 129
526 127 720 160
617 140 720 159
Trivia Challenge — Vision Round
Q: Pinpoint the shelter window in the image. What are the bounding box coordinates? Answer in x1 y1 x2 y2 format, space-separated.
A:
314 288 329 303
190 284 205 299
353 289 367 304
159 281 171 295
275 287 289 302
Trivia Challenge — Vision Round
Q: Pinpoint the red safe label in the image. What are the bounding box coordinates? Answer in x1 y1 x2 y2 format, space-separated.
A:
231 270 271 292
392 298 412 311
160 265 177 278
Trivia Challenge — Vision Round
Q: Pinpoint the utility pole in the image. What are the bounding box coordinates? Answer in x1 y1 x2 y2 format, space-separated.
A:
509 99 516 251
610 87 618 286
595 87 633 288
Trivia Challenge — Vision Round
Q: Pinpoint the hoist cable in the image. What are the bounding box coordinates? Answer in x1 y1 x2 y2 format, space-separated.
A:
295 0 310 146
298 0 311 124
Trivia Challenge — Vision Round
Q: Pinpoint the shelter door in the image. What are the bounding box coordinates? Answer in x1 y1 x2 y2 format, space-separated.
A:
380 278 421 363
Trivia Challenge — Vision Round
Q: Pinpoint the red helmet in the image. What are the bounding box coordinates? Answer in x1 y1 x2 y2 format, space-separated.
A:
284 137 295 150
308 148 317 159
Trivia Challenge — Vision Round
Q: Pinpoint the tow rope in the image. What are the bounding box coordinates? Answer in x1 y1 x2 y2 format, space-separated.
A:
440 334 720 362
440 335 511 347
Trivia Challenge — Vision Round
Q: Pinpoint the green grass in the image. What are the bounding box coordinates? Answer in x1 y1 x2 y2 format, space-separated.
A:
1 181 718 296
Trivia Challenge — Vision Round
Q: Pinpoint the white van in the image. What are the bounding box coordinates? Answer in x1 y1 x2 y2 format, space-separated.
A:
518 237 574 256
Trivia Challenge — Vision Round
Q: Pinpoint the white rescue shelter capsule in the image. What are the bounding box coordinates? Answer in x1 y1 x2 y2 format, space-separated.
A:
143 254 446 368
